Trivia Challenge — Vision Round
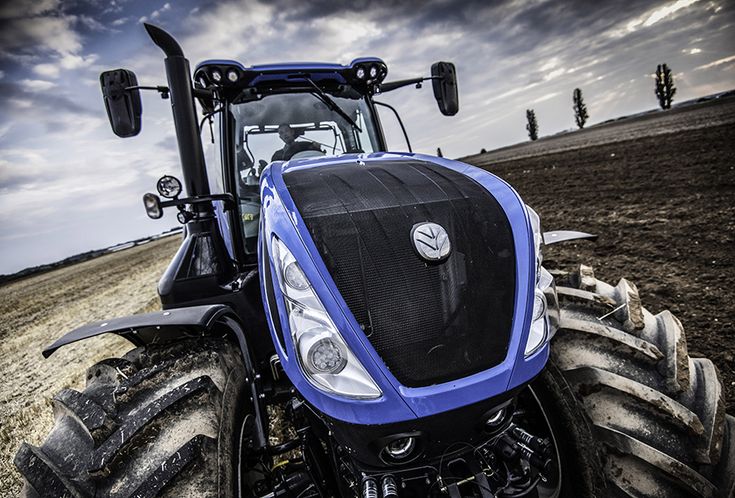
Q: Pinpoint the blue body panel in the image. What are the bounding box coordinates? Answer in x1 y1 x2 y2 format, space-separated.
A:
259 152 546 425
259 168 416 424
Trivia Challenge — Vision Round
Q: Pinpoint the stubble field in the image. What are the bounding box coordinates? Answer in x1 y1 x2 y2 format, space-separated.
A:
0 236 180 495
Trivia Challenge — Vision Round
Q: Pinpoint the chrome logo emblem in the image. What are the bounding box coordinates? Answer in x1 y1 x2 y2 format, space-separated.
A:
411 222 451 262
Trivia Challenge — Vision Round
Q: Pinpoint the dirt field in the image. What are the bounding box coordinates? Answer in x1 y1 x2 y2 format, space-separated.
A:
0 236 180 495
1 97 733 495
464 95 735 415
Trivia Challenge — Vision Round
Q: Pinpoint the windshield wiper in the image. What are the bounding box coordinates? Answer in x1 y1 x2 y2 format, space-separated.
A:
298 136 343 154
303 78 362 132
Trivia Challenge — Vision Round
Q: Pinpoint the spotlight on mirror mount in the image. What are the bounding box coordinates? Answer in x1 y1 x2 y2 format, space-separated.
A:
156 175 182 199
143 174 236 222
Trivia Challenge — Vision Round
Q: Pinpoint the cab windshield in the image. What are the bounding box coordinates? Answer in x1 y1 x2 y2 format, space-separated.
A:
231 92 380 184
230 92 381 256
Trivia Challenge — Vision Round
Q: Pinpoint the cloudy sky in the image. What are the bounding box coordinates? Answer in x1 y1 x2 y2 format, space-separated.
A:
0 0 733 274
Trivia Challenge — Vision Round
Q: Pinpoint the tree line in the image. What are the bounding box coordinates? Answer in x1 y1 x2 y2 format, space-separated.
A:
523 63 677 142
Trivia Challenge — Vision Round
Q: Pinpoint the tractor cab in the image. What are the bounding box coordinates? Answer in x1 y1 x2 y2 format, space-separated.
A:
193 59 389 173
99 23 458 309
190 58 457 259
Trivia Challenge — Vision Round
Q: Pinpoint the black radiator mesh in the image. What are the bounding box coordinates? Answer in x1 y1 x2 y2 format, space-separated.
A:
284 160 515 387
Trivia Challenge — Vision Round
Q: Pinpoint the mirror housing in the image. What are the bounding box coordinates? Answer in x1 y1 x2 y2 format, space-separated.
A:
143 193 163 219
100 69 142 137
431 62 459 116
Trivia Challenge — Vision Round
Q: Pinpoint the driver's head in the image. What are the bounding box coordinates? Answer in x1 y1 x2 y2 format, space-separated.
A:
278 124 298 145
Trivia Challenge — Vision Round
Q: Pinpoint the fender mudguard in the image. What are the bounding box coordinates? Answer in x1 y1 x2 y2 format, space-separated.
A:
43 304 231 358
42 303 269 448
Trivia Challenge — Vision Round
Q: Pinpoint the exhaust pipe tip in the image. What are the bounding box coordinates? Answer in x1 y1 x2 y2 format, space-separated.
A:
143 22 184 58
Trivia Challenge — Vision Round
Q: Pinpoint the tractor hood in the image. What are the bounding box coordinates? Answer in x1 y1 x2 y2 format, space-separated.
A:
259 153 544 424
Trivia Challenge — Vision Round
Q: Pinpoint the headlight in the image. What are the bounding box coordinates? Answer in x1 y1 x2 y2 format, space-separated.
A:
524 206 551 356
271 236 382 399
527 205 543 270
305 335 347 373
525 288 548 355
383 436 417 461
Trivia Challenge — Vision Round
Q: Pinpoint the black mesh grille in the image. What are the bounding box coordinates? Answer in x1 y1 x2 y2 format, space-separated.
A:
284 160 515 387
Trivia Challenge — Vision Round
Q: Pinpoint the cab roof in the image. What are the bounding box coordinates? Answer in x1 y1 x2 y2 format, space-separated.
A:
193 57 387 96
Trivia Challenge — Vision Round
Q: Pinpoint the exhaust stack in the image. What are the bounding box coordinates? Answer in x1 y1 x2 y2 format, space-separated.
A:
143 24 238 304
144 23 211 211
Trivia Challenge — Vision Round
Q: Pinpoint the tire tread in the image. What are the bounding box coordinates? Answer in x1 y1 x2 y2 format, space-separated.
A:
15 339 245 498
554 264 731 497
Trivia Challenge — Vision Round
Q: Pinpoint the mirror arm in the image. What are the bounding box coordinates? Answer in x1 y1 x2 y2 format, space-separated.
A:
125 85 170 99
193 88 214 99
379 76 440 93
161 193 237 211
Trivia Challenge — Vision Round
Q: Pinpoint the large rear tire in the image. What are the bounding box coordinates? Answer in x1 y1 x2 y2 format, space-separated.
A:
538 264 734 497
14 338 250 497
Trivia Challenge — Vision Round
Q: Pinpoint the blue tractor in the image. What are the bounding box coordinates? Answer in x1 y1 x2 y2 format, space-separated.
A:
15 23 734 498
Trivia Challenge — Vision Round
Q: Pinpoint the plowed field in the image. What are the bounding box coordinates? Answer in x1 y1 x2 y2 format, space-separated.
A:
464 95 735 415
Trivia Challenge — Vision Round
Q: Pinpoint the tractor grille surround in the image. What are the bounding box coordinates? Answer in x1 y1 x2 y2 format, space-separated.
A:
284 160 516 387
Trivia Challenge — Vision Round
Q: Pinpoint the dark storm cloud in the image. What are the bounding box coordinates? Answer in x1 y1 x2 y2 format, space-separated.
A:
0 81 97 117
0 172 36 192
0 0 145 72
0 0 59 19
265 0 488 24
0 166 66 192
0 15 78 60
249 0 658 55
501 1 640 37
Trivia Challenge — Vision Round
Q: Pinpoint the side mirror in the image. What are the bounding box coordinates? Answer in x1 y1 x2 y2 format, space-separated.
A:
431 62 459 116
100 69 142 137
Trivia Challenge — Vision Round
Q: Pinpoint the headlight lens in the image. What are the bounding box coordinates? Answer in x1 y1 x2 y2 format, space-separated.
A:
527 206 543 271
525 206 551 356
307 337 347 373
525 288 548 355
284 262 310 291
532 289 547 322
271 236 382 399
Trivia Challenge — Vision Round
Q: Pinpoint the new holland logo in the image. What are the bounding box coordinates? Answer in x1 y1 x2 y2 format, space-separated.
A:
411 222 451 262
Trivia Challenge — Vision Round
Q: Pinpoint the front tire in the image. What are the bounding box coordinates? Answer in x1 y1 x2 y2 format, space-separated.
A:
14 338 250 497
538 264 734 497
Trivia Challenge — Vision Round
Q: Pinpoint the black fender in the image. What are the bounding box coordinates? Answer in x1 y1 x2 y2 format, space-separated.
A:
43 304 230 358
42 303 268 449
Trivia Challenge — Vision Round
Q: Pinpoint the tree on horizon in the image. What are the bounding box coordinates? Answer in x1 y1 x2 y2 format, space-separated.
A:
573 88 589 129
526 109 538 141
655 63 677 110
